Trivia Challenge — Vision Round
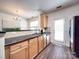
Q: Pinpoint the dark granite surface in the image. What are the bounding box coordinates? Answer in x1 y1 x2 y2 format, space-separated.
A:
43 32 50 35
5 33 41 46
0 32 5 37
5 32 50 46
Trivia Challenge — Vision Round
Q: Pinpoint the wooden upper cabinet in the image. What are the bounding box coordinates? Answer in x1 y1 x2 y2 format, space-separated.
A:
40 14 48 29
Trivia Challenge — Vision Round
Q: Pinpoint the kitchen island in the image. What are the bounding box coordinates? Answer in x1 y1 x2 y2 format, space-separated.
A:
4 31 50 59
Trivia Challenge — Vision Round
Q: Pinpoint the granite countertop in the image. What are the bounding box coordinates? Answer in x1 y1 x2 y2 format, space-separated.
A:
5 33 41 46
4 31 50 46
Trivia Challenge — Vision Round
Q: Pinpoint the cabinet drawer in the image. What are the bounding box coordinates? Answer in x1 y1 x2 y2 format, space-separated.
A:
20 41 28 47
10 46 28 59
10 41 28 52
29 38 37 44
10 44 21 52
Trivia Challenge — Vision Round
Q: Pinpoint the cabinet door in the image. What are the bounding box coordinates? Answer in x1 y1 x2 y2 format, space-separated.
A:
40 15 44 28
10 46 28 59
47 35 50 45
38 36 44 52
43 15 48 28
43 35 47 47
5 46 10 59
29 38 38 59
40 14 48 28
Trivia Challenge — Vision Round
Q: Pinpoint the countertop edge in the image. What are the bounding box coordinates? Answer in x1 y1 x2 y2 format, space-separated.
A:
5 32 50 46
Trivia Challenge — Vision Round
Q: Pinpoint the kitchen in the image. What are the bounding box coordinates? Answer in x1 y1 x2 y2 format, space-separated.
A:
0 0 79 59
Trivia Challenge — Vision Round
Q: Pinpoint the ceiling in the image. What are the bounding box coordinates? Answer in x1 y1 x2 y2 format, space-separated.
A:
0 0 79 18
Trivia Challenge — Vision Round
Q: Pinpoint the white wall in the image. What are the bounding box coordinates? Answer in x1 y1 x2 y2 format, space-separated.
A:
28 16 40 29
0 13 19 28
19 18 28 30
0 13 29 30
48 4 79 47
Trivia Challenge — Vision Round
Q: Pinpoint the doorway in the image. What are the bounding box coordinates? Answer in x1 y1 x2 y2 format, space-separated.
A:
54 19 64 43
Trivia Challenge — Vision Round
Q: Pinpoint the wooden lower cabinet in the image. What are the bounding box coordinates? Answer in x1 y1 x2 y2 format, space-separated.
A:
38 36 44 52
10 46 28 59
43 38 47 48
43 35 47 48
47 35 50 45
5 46 10 59
5 35 50 59
5 41 29 59
29 38 38 59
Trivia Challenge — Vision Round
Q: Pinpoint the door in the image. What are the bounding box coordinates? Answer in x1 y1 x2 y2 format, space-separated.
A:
54 19 64 44
74 16 79 57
